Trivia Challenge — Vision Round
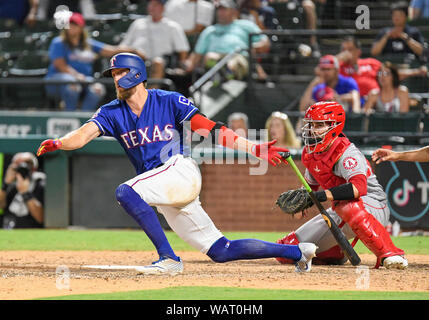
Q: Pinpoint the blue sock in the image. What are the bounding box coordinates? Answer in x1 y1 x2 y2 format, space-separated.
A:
207 236 302 263
115 184 179 262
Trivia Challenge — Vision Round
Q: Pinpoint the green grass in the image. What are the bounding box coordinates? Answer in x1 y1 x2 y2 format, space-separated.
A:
0 229 429 254
1 229 427 301
0 229 428 254
38 286 429 300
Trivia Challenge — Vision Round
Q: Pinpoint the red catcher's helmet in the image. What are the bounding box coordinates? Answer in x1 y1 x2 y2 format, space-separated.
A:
302 101 345 153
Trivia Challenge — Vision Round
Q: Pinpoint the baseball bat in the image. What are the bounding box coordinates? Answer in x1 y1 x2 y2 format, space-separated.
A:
279 152 361 266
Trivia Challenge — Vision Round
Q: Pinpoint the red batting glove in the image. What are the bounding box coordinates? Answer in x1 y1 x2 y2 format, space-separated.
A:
251 140 289 167
37 139 62 156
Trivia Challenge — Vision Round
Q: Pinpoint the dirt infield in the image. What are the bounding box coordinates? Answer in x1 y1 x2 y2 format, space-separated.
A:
0 251 428 299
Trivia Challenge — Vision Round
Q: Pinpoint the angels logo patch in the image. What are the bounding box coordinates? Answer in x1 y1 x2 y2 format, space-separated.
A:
343 157 358 170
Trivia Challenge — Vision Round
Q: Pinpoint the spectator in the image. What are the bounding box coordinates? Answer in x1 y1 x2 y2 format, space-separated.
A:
337 36 382 105
265 111 301 149
0 152 45 229
184 0 270 81
45 12 137 111
337 36 427 104
164 0 215 36
371 1 425 59
409 0 429 19
238 0 280 30
120 0 190 85
0 0 39 26
299 55 361 113
227 112 249 138
363 62 409 114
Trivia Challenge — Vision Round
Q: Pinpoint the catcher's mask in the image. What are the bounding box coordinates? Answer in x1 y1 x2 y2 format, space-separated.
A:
102 53 147 89
302 101 345 154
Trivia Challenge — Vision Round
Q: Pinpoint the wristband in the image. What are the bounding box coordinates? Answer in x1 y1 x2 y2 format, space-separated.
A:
21 192 34 202
314 190 328 202
328 182 355 201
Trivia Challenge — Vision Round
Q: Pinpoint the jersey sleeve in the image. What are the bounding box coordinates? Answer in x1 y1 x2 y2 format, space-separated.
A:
87 107 115 137
334 146 368 182
171 93 199 125
49 38 67 61
89 38 106 54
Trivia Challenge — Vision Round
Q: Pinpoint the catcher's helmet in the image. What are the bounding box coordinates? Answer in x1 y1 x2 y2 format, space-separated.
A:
302 101 345 154
102 53 147 89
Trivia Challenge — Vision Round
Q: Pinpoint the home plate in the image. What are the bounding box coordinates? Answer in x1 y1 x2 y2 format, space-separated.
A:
82 265 143 271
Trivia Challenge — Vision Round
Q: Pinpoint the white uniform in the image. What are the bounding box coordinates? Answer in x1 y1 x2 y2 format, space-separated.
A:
124 154 223 254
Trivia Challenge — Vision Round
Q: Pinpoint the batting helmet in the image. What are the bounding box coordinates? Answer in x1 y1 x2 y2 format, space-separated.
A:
102 53 147 89
302 101 345 154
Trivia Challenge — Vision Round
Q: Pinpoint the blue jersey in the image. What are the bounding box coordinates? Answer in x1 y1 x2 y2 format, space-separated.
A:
88 89 198 174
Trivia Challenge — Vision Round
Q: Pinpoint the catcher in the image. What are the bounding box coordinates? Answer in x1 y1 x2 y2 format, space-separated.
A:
275 101 408 269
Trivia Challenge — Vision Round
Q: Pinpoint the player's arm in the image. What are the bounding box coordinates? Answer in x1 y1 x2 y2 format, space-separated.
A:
372 146 429 163
190 113 288 166
37 122 101 156
313 175 364 203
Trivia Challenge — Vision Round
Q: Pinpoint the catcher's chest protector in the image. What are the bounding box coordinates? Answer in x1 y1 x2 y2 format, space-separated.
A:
302 137 350 189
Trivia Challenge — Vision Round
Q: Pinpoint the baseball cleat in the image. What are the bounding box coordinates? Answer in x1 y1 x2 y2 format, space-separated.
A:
295 243 318 273
135 256 184 275
383 255 408 270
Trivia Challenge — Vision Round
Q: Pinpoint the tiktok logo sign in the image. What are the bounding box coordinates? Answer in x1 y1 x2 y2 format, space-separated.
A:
392 179 415 207
383 162 429 224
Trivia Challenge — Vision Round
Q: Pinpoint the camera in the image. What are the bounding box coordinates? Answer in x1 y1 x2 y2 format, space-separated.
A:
15 162 31 179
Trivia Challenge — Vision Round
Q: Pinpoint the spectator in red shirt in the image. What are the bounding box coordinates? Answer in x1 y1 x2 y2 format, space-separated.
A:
337 36 381 104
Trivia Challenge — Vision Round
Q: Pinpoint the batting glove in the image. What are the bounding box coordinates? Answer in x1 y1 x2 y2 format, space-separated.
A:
37 139 62 156
251 140 289 167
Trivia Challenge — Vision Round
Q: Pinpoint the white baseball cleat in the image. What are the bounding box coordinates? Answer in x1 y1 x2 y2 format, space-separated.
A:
135 256 184 275
295 243 318 273
383 255 408 270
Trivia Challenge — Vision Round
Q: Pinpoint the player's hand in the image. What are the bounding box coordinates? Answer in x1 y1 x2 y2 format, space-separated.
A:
372 148 398 164
37 139 62 157
251 140 289 167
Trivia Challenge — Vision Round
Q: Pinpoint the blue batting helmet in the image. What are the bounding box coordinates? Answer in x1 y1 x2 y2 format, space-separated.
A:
102 53 147 89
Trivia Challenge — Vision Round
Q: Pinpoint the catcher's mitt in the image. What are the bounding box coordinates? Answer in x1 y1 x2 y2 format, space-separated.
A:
276 188 314 214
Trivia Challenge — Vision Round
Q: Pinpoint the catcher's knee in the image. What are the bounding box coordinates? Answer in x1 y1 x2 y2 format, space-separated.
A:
206 236 230 263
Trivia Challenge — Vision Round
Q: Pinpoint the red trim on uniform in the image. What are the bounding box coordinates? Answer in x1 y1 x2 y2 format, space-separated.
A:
131 158 178 187
361 201 387 210
349 174 367 197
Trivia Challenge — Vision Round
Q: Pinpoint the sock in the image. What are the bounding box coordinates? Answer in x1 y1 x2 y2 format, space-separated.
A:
115 184 179 262
207 236 302 263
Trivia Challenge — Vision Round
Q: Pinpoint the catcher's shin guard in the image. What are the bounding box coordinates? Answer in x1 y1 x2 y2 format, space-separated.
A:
333 200 404 268
276 232 299 264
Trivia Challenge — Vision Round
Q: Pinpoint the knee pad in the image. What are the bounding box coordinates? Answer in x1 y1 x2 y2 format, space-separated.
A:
115 184 134 206
206 237 230 263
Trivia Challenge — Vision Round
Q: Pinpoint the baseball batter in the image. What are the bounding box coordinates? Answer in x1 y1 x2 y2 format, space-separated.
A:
276 101 408 269
37 53 317 274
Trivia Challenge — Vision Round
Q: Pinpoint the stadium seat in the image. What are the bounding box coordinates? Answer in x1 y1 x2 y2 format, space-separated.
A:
401 76 429 94
270 1 305 30
8 50 49 77
344 112 366 132
367 112 422 133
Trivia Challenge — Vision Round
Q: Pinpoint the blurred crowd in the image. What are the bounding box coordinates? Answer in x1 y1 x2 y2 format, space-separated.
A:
0 0 429 142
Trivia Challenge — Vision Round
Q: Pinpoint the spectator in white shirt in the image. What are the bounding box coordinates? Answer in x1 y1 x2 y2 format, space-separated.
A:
120 0 190 82
164 0 215 36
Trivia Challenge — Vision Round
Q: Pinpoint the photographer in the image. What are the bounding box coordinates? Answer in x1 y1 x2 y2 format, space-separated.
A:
0 152 45 229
